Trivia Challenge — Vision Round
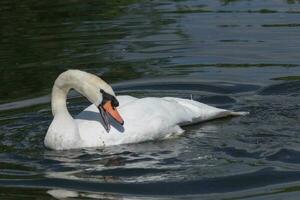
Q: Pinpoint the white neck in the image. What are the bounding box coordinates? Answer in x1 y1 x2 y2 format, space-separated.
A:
51 69 114 117
45 69 114 150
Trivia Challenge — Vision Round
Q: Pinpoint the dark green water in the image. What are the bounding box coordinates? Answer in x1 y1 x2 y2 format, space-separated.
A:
1 0 300 199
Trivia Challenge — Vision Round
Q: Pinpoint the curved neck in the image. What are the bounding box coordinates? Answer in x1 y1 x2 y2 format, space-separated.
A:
51 69 114 117
46 70 116 150
51 84 70 116
51 70 85 117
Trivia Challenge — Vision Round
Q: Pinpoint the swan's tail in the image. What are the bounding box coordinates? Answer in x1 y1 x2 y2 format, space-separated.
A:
163 97 249 126
228 111 249 116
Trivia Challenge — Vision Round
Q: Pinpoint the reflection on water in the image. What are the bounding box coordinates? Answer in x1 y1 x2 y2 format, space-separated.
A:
1 0 300 199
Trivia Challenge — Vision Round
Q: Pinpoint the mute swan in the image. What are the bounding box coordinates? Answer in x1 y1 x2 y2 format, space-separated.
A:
45 70 248 150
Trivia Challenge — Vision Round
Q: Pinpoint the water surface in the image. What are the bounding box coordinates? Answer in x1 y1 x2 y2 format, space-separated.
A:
1 0 300 199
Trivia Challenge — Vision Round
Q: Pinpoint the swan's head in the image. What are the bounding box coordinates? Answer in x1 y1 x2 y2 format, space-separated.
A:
52 69 124 132
97 89 124 132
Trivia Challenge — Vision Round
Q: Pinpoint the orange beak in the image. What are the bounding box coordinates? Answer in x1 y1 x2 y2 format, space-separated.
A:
102 101 124 125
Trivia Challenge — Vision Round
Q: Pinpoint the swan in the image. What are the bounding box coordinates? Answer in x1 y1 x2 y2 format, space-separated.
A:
45 70 248 150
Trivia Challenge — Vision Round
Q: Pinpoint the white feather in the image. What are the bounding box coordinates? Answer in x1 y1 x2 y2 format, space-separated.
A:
45 70 248 150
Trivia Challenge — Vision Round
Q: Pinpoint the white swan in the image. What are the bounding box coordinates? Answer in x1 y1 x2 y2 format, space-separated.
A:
45 70 248 150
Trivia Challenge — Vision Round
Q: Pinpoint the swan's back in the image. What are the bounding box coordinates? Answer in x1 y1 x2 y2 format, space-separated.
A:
75 96 247 147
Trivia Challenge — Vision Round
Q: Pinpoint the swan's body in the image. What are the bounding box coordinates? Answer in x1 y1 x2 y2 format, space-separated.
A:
45 70 248 150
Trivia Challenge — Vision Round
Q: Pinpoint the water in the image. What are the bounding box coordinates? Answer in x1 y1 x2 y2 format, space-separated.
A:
1 0 300 199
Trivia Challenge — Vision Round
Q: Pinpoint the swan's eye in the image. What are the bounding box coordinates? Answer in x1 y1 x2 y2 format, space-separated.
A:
100 89 119 107
111 97 119 107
